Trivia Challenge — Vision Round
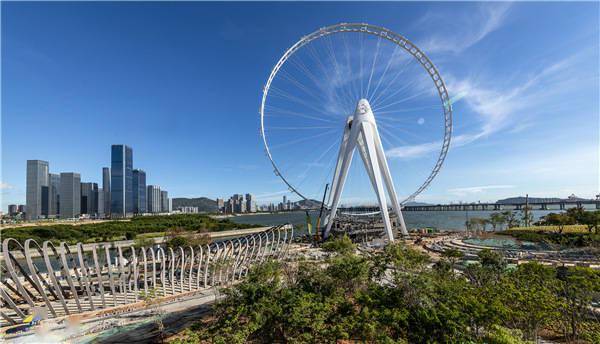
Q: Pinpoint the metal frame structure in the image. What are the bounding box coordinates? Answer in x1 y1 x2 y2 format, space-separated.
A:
260 22 453 206
0 225 293 328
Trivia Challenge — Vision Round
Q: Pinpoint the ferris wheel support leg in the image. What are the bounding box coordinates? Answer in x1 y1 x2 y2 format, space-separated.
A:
360 124 395 242
323 127 358 239
356 136 379 203
373 126 409 236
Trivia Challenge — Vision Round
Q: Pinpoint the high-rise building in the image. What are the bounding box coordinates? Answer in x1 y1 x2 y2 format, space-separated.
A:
102 167 111 217
111 145 133 218
49 173 60 216
80 182 98 216
132 169 147 214
60 172 81 219
17 205 26 213
98 188 105 217
216 198 224 213
245 193 256 213
8 204 17 215
160 190 169 213
26 160 49 220
147 185 161 213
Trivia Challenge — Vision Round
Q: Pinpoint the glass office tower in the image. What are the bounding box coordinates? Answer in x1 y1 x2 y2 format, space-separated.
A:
110 145 133 218
26 160 49 220
132 169 147 214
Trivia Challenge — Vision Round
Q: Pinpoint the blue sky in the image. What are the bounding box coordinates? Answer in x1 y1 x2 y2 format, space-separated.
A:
1 2 598 209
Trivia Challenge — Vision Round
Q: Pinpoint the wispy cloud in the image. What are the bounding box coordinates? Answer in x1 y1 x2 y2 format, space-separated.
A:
385 49 590 160
418 3 512 54
254 190 289 201
0 182 14 190
448 184 514 196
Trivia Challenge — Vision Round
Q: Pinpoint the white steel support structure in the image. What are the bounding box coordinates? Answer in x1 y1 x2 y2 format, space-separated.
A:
323 99 408 241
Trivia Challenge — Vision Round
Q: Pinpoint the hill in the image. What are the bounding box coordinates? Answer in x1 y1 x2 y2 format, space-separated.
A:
172 197 218 212
294 199 323 209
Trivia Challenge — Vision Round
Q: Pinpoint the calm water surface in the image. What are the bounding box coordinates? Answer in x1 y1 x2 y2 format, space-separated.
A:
230 210 558 231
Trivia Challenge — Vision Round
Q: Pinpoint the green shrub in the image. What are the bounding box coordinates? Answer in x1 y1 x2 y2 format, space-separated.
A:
321 234 356 254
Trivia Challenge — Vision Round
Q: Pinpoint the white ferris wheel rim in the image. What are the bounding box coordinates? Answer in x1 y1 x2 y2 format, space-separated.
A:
260 22 453 205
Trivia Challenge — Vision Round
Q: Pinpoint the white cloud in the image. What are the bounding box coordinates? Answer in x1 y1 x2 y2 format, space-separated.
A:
385 50 590 160
448 184 514 196
0 182 14 190
418 3 512 54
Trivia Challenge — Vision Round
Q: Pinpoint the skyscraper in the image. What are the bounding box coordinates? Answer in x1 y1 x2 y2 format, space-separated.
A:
26 160 49 220
60 172 81 219
111 145 133 218
132 169 147 214
8 204 17 215
147 185 161 213
80 182 98 216
102 167 111 217
160 190 169 213
245 193 256 213
49 173 60 216
98 188 105 217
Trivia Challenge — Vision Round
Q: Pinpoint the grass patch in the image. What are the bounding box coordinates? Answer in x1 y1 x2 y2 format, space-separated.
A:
508 225 588 233
499 228 600 248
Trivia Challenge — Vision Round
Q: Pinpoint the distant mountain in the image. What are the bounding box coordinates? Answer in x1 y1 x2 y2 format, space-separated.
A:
404 201 432 206
496 195 592 204
172 197 218 212
294 199 322 209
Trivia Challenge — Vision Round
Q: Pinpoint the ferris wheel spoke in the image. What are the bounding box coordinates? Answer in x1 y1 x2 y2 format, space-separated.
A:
379 120 431 142
375 104 439 116
376 122 412 146
293 137 340 189
366 36 382 100
279 69 328 106
373 87 432 112
269 86 338 118
305 41 348 111
370 56 415 106
341 33 360 106
268 129 338 150
267 125 337 131
265 105 338 124
368 45 399 104
288 54 333 103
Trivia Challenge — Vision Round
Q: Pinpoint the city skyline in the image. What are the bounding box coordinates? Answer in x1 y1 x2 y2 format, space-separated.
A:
2 2 598 209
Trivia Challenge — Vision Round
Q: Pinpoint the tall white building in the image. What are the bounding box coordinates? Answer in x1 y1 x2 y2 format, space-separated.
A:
147 185 162 213
245 193 256 213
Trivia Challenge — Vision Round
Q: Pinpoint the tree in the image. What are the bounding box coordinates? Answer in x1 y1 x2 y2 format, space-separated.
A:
503 263 561 342
468 218 489 233
502 211 520 229
519 206 534 228
489 212 507 231
578 210 600 233
441 248 463 275
556 266 600 341
539 213 574 233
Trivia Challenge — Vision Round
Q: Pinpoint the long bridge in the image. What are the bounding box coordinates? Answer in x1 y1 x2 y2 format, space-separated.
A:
336 199 600 212
0 225 293 333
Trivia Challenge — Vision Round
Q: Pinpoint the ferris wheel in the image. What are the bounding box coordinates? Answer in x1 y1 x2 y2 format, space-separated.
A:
260 23 452 241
